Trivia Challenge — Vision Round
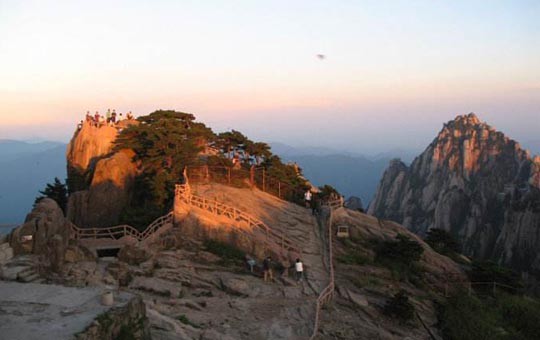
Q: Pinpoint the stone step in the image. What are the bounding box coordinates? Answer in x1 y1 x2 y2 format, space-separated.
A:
0 242 10 251
17 267 38 279
19 271 40 283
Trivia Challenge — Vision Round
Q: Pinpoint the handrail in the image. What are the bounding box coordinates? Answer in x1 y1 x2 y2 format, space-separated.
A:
175 183 301 255
310 198 342 340
185 165 306 202
71 211 173 243
433 280 522 297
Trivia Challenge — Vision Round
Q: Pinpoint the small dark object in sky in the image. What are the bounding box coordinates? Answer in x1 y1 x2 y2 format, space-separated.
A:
316 54 326 60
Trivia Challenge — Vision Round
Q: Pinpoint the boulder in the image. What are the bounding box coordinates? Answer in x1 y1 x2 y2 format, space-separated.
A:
118 244 152 265
9 199 74 272
346 289 369 307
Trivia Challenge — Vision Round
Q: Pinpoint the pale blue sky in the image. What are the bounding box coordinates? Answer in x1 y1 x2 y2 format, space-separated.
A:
0 0 539 153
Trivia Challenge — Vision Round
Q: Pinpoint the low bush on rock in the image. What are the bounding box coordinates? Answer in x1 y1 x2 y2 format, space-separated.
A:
438 293 540 340
374 234 424 282
384 290 415 322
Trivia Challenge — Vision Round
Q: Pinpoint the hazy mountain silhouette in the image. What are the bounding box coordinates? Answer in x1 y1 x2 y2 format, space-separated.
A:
270 142 415 204
0 140 67 224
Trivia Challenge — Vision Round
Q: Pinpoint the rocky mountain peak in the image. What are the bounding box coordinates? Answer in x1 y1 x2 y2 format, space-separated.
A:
368 113 540 273
429 113 528 178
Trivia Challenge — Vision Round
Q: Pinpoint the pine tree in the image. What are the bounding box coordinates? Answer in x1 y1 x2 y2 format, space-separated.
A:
35 177 68 213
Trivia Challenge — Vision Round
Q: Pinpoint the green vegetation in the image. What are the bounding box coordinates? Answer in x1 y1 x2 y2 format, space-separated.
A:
337 252 371 266
177 314 201 328
425 228 460 254
376 234 424 265
318 184 341 201
113 110 308 228
203 239 245 266
35 177 68 213
439 293 540 340
384 290 415 322
468 261 523 294
374 234 425 282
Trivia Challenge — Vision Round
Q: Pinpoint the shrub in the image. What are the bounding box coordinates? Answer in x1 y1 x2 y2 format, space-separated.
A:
384 290 415 322
425 228 460 254
438 294 500 340
469 261 523 294
376 234 424 266
438 293 540 340
177 314 200 329
337 252 371 265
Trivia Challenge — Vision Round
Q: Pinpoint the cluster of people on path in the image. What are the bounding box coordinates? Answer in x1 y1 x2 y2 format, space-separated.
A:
246 255 304 283
78 109 135 129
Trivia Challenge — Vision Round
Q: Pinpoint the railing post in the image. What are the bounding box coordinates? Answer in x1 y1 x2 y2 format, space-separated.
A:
250 165 255 187
262 168 266 192
227 167 231 184
204 165 209 182
278 182 281 198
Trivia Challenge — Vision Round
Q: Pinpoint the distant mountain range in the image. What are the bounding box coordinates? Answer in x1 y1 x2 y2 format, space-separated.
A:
0 140 67 225
270 142 418 205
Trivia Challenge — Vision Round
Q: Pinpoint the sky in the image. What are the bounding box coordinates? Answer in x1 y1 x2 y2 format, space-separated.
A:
1 0 539 154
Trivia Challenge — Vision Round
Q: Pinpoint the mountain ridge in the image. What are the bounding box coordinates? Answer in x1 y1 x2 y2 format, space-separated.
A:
368 113 540 273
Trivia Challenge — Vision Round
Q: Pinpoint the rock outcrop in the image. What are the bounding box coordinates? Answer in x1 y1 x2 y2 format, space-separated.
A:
344 196 364 211
368 113 540 273
66 121 138 227
9 198 77 273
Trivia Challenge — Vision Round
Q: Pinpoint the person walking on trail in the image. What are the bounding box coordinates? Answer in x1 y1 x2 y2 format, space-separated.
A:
295 258 304 282
245 255 256 273
304 189 312 209
263 256 274 282
311 193 320 215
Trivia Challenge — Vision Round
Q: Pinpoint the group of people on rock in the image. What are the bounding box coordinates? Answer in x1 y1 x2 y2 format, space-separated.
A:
245 255 304 283
78 109 135 129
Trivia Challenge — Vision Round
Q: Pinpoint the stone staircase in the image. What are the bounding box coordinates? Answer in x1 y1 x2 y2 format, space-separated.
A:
0 240 14 264
0 255 43 283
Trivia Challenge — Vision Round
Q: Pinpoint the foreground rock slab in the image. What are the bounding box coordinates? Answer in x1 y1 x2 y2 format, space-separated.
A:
0 281 149 340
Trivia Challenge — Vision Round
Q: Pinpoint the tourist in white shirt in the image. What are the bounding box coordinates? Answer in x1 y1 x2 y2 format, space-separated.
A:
295 258 304 282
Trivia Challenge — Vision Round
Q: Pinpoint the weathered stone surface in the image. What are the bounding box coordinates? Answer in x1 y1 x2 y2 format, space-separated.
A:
67 149 138 228
129 276 182 297
347 289 369 307
345 196 364 211
118 244 152 266
64 245 96 263
9 199 75 273
66 122 118 174
0 281 149 340
368 113 540 272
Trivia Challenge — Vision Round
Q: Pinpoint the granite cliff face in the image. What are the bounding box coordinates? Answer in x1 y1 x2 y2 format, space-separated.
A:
368 113 540 273
66 121 138 227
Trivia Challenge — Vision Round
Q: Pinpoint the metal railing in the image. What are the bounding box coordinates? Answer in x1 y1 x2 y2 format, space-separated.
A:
185 165 306 203
175 183 301 255
71 211 174 243
310 198 342 340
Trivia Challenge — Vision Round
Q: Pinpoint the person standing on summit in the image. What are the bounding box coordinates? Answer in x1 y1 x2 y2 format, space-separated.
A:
304 189 312 209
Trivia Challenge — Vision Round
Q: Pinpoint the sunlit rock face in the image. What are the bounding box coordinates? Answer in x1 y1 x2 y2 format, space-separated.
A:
66 122 138 227
368 113 540 273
